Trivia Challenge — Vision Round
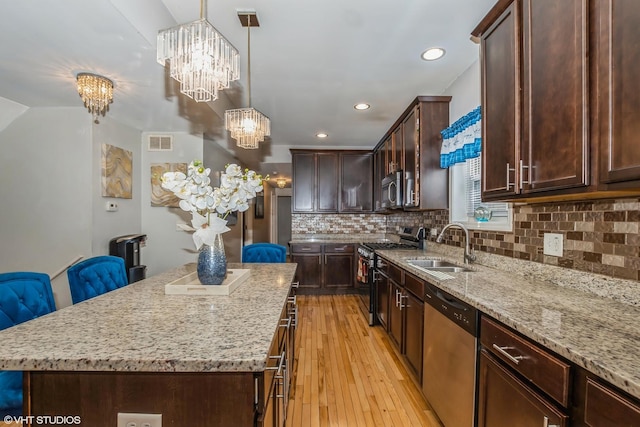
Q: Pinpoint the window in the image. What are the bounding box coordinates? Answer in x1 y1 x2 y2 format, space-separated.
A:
449 156 513 231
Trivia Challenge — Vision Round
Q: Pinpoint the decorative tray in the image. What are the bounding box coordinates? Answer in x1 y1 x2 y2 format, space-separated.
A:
164 269 251 296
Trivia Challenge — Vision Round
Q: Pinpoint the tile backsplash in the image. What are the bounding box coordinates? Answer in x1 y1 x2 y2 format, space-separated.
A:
292 197 640 281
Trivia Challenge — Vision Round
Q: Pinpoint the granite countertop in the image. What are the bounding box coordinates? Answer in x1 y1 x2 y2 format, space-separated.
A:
0 263 297 373
376 246 640 400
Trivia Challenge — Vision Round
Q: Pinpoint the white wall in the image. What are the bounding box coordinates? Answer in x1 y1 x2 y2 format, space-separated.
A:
0 107 92 308
92 117 142 257
141 132 203 276
445 59 481 122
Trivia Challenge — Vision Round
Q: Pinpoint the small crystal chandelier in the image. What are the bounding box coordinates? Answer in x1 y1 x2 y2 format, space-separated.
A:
76 73 113 124
225 12 271 150
156 0 239 102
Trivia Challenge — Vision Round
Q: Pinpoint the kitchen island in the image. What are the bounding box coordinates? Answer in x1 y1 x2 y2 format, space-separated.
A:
0 262 297 426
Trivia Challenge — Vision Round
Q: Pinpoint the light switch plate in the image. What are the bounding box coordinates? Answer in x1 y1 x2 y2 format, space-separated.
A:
117 413 162 427
543 233 563 257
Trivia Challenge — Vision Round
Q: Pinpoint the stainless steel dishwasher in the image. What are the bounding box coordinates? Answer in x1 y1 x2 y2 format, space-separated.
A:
422 282 478 427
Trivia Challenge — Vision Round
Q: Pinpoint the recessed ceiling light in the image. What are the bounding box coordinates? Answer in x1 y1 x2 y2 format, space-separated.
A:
316 133 328 138
354 103 370 110
421 47 446 61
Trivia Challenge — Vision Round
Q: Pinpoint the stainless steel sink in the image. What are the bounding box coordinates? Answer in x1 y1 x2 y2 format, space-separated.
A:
407 259 474 273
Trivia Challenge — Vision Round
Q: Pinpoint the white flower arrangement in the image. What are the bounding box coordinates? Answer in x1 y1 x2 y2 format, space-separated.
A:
161 160 265 249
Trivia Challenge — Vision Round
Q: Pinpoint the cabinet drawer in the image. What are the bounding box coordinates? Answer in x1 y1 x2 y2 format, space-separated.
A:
388 262 403 284
480 316 571 407
404 272 424 301
585 378 640 426
324 243 353 253
290 243 321 254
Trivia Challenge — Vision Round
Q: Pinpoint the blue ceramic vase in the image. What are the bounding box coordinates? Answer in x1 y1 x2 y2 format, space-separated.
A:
197 233 227 285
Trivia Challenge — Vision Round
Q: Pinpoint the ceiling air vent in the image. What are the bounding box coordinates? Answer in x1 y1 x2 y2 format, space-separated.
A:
147 135 173 151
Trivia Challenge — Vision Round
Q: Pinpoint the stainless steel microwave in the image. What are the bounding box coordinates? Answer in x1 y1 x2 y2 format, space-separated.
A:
381 171 403 209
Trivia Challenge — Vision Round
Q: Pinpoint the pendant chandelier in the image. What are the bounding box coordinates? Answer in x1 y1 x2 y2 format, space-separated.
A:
76 73 113 124
156 0 239 102
225 12 271 150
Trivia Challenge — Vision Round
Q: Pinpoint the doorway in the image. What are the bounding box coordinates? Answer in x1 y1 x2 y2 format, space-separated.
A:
273 189 292 253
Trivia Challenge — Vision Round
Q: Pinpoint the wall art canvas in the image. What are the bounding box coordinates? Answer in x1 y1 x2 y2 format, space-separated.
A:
150 163 187 207
101 144 133 199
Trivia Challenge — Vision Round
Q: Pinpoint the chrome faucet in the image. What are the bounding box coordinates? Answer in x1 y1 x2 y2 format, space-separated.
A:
436 222 476 264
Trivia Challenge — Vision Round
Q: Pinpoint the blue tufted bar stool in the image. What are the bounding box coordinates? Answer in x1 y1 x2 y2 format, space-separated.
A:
242 243 288 263
0 272 56 417
67 256 128 304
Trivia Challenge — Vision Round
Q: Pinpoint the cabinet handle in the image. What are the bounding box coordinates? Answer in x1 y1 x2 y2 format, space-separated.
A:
300 247 312 251
520 159 529 187
395 289 401 307
372 271 379 282
492 344 525 365
542 416 559 427
291 281 300 289
388 181 397 203
280 317 292 330
399 293 408 310
506 162 516 190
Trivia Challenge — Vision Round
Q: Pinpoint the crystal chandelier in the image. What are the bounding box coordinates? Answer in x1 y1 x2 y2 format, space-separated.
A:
156 0 239 102
76 73 113 124
225 12 271 150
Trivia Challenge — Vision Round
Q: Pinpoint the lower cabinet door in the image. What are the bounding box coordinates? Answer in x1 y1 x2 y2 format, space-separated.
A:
402 292 424 381
291 254 322 288
478 350 568 427
388 281 403 350
375 272 389 329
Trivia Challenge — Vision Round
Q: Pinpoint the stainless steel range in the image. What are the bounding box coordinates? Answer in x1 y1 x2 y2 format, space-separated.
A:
356 227 425 325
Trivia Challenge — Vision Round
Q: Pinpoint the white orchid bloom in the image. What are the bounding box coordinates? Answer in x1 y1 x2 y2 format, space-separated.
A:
225 164 242 176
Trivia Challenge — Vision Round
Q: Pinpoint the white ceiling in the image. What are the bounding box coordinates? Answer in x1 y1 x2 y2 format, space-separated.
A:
0 0 495 173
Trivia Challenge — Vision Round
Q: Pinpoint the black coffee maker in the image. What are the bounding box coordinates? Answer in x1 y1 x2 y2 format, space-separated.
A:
109 234 147 283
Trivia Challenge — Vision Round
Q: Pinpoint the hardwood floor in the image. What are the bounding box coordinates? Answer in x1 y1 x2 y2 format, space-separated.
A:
285 295 442 427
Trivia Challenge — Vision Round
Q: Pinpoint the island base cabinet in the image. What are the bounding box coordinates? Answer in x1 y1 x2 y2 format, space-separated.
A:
26 371 256 427
478 350 568 427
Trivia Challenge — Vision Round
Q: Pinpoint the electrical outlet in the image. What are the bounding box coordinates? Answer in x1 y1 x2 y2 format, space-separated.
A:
543 233 563 257
117 413 162 427
105 201 118 212
430 228 438 237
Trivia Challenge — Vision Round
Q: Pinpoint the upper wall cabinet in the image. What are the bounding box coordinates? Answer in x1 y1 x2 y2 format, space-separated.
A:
593 0 640 188
291 150 373 214
373 96 451 211
473 0 640 201
475 0 589 201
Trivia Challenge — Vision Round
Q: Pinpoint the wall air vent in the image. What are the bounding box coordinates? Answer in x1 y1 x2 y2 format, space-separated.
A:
147 135 173 151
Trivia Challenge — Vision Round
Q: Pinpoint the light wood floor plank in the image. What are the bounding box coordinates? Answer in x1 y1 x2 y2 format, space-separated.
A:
286 295 441 427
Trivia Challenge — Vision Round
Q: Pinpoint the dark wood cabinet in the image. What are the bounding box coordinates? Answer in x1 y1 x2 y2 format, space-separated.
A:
291 152 315 212
340 152 373 212
375 269 390 329
316 153 339 212
594 0 640 187
324 244 354 288
475 0 640 201
476 0 589 201
388 280 403 349
478 2 521 200
392 125 403 174
478 350 569 427
291 150 372 213
402 290 424 381
290 243 355 293
376 257 424 383
291 151 338 213
290 243 322 289
522 0 589 194
373 149 386 212
373 96 450 211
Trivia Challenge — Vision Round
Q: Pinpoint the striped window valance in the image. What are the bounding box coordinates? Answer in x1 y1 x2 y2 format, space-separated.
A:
440 106 481 168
